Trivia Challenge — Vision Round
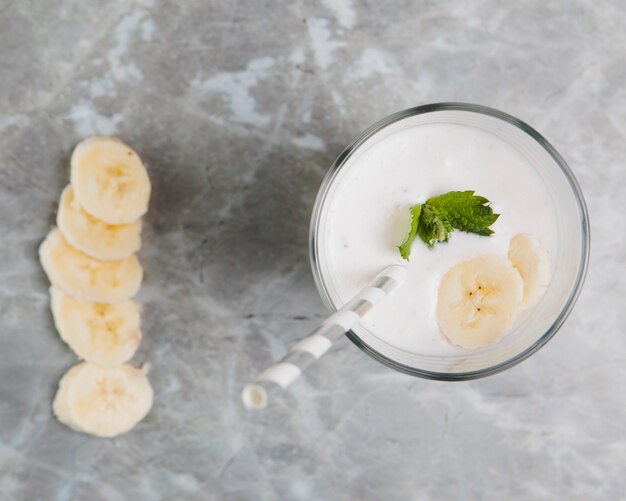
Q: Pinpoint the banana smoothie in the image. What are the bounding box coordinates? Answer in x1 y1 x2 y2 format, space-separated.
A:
317 121 556 356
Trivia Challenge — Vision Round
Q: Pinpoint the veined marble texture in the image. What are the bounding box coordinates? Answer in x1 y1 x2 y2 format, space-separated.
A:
0 0 624 499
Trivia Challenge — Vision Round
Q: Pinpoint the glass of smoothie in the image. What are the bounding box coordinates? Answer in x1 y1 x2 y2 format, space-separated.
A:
309 103 589 379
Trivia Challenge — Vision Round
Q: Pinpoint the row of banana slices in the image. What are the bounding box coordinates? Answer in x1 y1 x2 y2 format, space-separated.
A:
39 137 154 438
436 233 552 348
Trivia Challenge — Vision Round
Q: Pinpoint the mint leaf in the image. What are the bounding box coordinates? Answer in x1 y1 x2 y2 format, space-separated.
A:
417 204 452 248
398 190 499 260
398 204 422 260
426 190 499 236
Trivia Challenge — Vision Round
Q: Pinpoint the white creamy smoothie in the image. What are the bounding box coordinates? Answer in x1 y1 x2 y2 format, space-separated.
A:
317 121 557 357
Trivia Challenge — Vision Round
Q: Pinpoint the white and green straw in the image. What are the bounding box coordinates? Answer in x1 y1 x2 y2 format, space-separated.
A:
242 264 407 410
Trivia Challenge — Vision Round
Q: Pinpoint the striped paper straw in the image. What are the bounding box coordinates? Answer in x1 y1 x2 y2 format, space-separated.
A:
242 264 407 410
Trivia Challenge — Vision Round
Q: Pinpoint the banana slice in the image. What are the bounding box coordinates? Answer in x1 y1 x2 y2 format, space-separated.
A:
57 185 141 261
39 228 143 303
70 137 151 225
50 287 141 366
53 362 153 438
508 233 551 310
437 254 524 348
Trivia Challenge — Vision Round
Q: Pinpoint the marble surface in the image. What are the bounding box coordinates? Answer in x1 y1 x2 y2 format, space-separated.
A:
0 0 623 499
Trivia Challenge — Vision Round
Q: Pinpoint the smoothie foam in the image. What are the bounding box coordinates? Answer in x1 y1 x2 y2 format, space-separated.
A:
319 122 557 356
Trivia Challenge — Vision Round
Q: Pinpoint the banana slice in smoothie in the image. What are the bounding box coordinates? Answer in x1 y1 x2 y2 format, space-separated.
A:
39 228 143 303
57 185 142 261
50 287 141 366
508 233 551 310
437 255 524 348
53 362 153 438
70 137 151 225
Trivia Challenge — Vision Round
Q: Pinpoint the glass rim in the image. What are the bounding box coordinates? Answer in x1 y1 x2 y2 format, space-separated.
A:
308 102 591 381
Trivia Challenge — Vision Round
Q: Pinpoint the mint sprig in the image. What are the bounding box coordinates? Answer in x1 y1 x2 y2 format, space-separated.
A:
398 190 499 260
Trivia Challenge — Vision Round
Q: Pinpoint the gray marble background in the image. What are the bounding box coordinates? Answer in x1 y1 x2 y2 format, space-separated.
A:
0 0 623 499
